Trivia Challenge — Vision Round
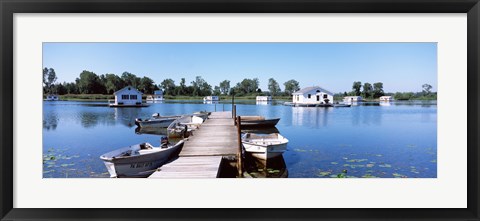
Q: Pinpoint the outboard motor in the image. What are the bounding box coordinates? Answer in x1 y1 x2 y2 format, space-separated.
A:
134 118 142 127
161 137 169 148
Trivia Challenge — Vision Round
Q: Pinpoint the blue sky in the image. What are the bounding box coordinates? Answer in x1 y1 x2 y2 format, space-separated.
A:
43 42 437 93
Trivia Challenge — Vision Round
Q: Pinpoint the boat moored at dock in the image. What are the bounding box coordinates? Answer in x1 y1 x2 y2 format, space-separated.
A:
135 113 181 128
242 133 289 161
240 116 280 128
99 138 185 178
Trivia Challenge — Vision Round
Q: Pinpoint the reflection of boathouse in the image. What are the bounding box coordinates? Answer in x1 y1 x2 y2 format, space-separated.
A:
292 86 333 106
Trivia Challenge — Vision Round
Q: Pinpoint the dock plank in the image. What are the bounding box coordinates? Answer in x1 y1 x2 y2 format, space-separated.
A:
149 156 223 178
148 111 238 178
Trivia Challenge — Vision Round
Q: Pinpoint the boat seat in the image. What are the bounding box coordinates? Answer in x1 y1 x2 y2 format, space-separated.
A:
138 148 162 155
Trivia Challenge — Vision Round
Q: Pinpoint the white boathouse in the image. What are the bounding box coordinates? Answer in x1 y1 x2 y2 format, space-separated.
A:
110 86 143 107
343 96 363 103
379 96 393 102
147 90 164 102
203 96 219 101
292 86 334 106
256 96 272 101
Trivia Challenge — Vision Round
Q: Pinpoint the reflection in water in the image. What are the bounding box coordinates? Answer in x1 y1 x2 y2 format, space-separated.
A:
80 112 99 128
292 107 332 127
256 101 271 105
113 107 143 127
244 154 288 178
43 112 59 130
203 100 219 104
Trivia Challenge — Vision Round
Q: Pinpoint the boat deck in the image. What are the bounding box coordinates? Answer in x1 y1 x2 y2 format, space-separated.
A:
148 111 238 178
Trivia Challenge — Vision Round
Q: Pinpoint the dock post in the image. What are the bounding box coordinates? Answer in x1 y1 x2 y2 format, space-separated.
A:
236 116 243 177
233 105 237 125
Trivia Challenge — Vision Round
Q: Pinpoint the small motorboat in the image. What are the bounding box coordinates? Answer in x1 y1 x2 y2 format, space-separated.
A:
193 111 211 121
240 116 280 128
135 113 180 128
166 115 204 138
100 138 185 178
242 133 289 160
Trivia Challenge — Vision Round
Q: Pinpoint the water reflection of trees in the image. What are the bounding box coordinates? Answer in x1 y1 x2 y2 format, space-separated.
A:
43 112 58 130
113 108 143 127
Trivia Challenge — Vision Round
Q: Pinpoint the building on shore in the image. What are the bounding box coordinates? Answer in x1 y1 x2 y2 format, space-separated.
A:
256 96 272 101
203 96 219 102
45 94 59 101
146 90 164 102
109 86 144 107
379 96 394 102
343 96 363 103
292 86 334 106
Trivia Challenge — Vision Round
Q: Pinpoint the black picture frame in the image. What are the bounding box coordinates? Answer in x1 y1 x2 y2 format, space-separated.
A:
1 0 479 220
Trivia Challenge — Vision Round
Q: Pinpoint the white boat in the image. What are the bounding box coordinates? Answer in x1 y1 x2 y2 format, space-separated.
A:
242 133 289 160
45 94 59 101
135 113 180 128
167 115 205 138
100 138 185 178
193 111 211 121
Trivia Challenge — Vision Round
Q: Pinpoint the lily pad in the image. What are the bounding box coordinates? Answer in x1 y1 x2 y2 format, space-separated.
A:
318 171 331 177
379 164 392 168
362 174 378 178
330 162 338 165
366 164 375 168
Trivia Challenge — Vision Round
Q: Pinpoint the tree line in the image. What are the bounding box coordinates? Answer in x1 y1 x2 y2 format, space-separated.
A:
337 81 435 100
43 68 302 97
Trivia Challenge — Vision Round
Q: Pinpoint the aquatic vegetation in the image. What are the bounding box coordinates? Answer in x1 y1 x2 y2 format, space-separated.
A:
393 173 407 178
430 159 437 163
362 174 378 178
330 162 338 165
366 164 375 168
378 164 392 168
318 171 332 177
346 159 368 163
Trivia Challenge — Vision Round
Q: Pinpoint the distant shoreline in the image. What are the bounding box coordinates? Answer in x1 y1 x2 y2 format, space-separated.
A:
45 94 436 102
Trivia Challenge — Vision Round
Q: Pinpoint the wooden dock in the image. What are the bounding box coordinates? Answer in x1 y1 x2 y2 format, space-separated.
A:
148 111 238 178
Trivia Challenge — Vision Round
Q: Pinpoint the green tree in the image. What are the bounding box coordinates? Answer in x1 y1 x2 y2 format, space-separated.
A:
352 81 362 96
139 76 156 94
362 82 373 98
190 76 212 96
283 79 300 95
121 72 140 88
43 67 57 94
422 84 432 95
268 78 281 96
160 78 176 96
213 86 221 96
219 80 230 95
104 74 124 94
76 70 103 94
373 82 384 98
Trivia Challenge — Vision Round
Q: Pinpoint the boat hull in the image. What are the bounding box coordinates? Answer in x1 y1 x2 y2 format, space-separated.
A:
240 118 280 128
100 141 184 178
135 118 177 128
243 142 287 160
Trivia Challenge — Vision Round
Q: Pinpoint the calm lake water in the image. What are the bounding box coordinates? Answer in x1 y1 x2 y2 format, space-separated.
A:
43 100 437 178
